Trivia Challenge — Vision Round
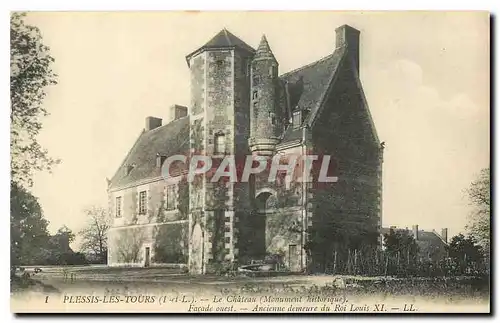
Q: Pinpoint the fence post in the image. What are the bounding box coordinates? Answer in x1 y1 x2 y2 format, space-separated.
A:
354 249 358 274
333 249 337 274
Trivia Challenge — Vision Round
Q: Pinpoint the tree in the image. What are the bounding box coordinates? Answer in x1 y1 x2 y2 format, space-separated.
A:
10 181 50 270
79 206 110 263
51 225 75 251
11 12 59 187
383 229 419 276
467 167 490 253
11 13 60 275
113 228 146 263
446 234 484 274
41 226 83 265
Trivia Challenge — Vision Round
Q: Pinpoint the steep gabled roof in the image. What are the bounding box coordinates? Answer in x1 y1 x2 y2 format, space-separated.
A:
279 47 346 142
186 28 256 64
108 117 190 190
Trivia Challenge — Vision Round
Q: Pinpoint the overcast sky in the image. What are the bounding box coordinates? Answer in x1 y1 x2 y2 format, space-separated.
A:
25 11 489 246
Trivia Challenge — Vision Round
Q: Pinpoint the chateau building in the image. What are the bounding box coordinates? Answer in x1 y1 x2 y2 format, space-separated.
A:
107 24 383 274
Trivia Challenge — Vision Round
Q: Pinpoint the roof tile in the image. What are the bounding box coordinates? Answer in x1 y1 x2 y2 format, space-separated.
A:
109 117 190 189
186 28 255 62
280 47 346 142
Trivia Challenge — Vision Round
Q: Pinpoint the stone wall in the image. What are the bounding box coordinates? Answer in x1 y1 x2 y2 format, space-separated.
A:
236 147 307 270
107 177 190 266
191 54 205 116
309 59 381 273
108 222 188 266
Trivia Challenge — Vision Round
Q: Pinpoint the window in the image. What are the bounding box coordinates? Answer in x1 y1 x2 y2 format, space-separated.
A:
252 74 260 86
253 101 258 109
166 185 176 210
139 191 147 215
225 226 231 232
115 196 122 218
225 237 231 244
269 112 276 125
269 65 275 76
252 91 258 100
293 111 302 128
214 133 225 154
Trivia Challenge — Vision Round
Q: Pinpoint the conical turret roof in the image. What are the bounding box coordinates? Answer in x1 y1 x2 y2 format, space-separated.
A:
254 35 276 61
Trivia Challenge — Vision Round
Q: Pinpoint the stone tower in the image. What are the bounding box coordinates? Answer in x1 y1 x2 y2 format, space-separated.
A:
248 35 281 156
185 29 255 274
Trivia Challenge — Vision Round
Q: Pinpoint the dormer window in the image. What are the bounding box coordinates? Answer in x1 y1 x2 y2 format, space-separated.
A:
214 132 226 155
126 164 135 175
293 111 302 129
156 154 167 168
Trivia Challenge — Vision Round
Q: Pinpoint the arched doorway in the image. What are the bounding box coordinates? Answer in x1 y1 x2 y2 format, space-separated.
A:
247 190 278 259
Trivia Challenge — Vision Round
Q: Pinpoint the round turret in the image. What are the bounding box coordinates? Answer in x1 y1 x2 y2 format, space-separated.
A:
248 35 281 156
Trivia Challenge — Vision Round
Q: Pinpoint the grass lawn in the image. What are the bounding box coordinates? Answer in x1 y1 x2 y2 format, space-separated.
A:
12 265 489 297
10 266 490 313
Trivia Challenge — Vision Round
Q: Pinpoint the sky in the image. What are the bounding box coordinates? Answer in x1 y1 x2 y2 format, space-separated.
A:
25 11 489 247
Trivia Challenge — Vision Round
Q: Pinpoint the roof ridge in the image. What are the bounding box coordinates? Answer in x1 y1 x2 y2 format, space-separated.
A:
223 28 232 46
279 51 340 79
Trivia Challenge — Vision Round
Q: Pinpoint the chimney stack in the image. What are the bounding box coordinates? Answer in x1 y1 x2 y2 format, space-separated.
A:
441 228 448 243
170 105 188 121
412 225 419 241
145 116 162 131
335 24 360 73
